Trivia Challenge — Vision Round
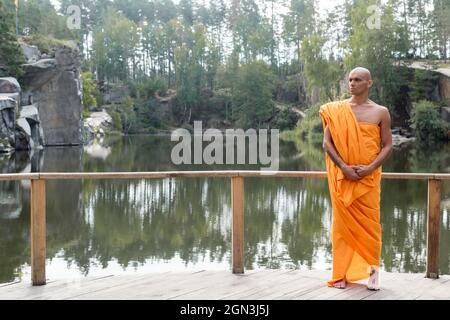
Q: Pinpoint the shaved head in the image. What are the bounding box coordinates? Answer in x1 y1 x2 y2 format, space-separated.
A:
348 67 373 96
350 67 372 81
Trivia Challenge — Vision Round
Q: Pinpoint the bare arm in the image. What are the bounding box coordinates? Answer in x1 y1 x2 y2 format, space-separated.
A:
355 107 393 177
368 107 393 171
323 126 361 181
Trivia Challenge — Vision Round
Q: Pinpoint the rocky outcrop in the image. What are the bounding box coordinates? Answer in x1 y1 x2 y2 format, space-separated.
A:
20 43 41 64
392 127 416 148
0 77 21 94
83 109 113 143
406 62 450 106
439 75 450 104
0 92 45 153
17 105 45 150
19 46 83 146
0 43 81 153
0 96 17 153
442 107 450 122
100 83 130 104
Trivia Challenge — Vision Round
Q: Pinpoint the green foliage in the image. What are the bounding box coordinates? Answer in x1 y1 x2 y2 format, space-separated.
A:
111 110 123 131
343 0 410 107
82 108 91 119
17 0 75 39
410 69 441 102
300 34 342 102
135 97 163 130
282 0 316 61
81 72 97 109
272 107 300 131
92 7 139 82
129 77 167 101
231 60 275 129
0 0 25 77
409 100 449 142
20 34 77 54
296 104 323 144
174 22 208 114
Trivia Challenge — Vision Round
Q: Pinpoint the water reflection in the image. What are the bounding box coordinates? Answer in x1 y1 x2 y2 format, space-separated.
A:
0 135 449 284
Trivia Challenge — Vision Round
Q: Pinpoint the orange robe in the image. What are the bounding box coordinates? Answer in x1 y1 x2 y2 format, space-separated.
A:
319 100 382 286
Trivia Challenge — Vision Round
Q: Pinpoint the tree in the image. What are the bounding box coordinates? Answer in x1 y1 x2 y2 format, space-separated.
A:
432 0 450 60
232 61 275 128
81 71 97 110
300 34 341 102
343 0 409 107
19 0 73 39
229 0 264 62
174 22 208 122
0 0 25 77
178 0 194 26
282 0 316 63
92 7 139 82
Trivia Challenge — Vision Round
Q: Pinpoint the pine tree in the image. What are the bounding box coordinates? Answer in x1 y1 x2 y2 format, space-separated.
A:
0 0 25 77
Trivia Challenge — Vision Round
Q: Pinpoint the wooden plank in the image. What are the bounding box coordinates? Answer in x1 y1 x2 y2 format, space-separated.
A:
25 271 173 300
246 274 321 300
231 176 244 274
427 179 442 279
174 270 287 300
76 271 229 300
213 270 299 300
2 270 450 300
31 179 46 286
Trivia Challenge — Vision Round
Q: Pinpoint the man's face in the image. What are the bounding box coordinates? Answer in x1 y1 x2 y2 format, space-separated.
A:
348 71 373 96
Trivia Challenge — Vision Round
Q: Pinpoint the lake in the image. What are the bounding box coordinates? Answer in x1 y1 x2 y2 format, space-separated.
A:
0 134 449 284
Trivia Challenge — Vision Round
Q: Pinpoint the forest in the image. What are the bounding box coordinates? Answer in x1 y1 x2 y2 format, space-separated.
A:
0 0 449 138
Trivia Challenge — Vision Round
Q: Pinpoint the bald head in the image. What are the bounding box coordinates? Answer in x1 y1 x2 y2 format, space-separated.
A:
350 67 372 81
348 67 373 96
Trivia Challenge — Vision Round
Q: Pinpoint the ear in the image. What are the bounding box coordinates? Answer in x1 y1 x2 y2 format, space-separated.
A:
368 79 374 88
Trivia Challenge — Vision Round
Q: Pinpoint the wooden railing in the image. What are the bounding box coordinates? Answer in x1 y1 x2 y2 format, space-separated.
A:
1 171 449 286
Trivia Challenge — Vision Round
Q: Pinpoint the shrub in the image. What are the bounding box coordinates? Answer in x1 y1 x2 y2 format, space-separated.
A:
409 100 449 142
81 72 97 110
111 111 123 131
296 104 323 143
20 34 77 55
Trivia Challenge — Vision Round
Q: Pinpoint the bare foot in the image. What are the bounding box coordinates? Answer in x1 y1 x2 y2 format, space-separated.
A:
333 278 347 289
367 267 380 291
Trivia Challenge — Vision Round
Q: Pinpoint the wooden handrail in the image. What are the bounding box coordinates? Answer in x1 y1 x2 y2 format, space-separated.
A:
1 170 448 285
2 171 450 180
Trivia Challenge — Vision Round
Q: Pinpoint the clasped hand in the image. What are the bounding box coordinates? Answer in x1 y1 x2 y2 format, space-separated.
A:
342 164 373 181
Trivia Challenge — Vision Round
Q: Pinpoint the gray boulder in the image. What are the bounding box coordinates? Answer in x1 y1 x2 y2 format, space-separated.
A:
18 104 45 149
0 77 21 94
0 93 20 113
20 47 83 146
20 43 41 64
14 125 31 151
0 96 17 153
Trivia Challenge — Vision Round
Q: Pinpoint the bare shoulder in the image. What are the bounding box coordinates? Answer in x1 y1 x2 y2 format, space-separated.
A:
370 102 391 121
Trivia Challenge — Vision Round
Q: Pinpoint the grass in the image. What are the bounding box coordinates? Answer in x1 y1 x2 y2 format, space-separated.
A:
19 34 78 55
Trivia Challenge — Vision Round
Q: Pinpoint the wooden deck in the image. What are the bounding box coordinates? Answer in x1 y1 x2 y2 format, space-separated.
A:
1 269 449 300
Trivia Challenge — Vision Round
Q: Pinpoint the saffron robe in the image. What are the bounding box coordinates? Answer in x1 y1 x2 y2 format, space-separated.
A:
319 100 382 286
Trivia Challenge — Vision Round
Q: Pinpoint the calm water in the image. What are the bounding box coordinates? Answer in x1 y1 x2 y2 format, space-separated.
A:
0 134 449 284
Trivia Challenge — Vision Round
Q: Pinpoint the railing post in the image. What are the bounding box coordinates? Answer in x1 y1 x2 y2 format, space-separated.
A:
426 179 441 279
231 176 244 274
31 179 46 286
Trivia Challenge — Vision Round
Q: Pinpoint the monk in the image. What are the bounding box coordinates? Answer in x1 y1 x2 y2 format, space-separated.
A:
319 67 393 291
